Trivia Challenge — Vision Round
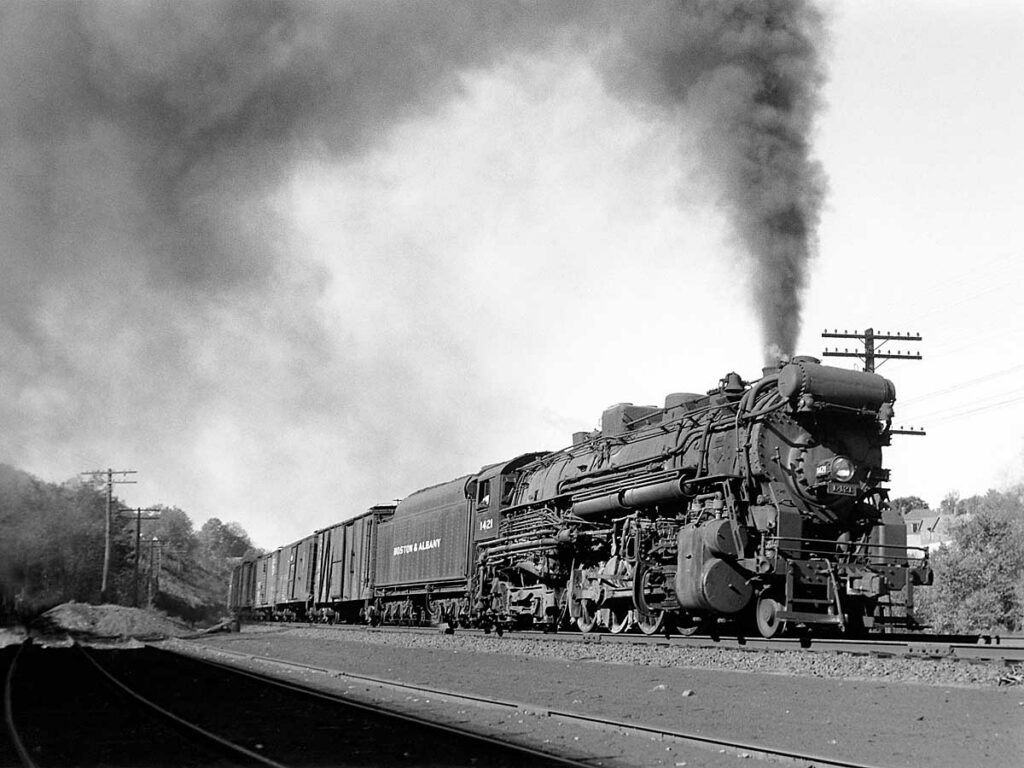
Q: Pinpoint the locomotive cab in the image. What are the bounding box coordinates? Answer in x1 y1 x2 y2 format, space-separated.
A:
469 452 548 545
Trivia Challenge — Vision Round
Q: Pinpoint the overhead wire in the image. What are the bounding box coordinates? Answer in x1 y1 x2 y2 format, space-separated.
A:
902 386 1024 424
820 250 1024 431
922 392 1024 426
899 362 1024 407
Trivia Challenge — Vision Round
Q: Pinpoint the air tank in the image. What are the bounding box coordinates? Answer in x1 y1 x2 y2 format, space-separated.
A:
777 358 895 411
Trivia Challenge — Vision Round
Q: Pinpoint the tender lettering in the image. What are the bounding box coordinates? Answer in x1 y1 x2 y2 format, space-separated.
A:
392 537 442 557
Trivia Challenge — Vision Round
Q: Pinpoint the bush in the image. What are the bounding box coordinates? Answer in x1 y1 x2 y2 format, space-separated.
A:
914 487 1024 633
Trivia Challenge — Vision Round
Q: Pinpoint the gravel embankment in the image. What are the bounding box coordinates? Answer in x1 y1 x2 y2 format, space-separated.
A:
273 625 1014 688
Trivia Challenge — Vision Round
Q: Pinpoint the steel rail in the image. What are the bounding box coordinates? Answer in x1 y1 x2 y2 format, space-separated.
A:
180 643 890 768
76 643 288 768
148 645 594 768
3 642 36 768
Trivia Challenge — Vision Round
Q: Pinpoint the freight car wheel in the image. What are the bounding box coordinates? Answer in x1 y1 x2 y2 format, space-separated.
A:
754 594 788 639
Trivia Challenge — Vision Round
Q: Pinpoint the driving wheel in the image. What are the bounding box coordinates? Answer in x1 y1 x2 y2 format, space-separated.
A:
576 598 598 633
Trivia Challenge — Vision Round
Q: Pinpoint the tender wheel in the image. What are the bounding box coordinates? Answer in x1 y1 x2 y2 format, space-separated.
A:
426 600 441 627
675 612 704 637
843 599 867 637
755 594 788 639
608 606 633 634
576 599 598 633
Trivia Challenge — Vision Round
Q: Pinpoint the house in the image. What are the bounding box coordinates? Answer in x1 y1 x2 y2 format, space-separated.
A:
903 507 956 553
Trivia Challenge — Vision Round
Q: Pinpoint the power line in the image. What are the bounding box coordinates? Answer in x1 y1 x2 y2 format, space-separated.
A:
884 251 1017 318
904 390 1024 426
899 362 1024 407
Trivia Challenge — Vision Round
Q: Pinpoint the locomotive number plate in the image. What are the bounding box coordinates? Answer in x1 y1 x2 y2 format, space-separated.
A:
827 481 857 496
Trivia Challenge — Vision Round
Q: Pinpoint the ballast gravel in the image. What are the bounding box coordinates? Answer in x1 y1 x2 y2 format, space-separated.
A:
179 625 1024 768
275 624 1009 688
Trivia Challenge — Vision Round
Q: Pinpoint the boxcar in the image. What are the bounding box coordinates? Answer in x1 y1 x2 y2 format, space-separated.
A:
270 534 317 616
312 505 395 621
227 558 256 616
253 551 274 613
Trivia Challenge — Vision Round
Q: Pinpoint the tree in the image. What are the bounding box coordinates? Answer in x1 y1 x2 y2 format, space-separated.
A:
152 506 198 560
915 486 1024 633
890 496 929 515
198 518 253 559
0 462 259 625
939 491 965 516
0 465 113 613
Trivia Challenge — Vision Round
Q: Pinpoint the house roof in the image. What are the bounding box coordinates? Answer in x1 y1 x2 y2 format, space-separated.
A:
902 507 937 522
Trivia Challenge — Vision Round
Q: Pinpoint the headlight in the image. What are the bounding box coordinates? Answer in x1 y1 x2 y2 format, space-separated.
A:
831 456 855 482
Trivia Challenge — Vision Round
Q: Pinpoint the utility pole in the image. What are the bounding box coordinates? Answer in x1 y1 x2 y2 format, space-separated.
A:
120 507 161 607
148 536 164 610
821 328 922 373
80 469 137 603
822 328 926 436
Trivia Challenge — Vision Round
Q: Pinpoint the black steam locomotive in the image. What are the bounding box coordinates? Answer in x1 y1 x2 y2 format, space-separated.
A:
230 357 931 638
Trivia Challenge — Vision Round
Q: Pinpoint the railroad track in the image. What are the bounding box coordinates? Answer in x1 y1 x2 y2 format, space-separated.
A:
185 642 895 768
2 640 589 768
257 621 1024 664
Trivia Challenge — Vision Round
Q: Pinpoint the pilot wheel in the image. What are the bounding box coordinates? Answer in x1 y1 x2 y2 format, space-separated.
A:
754 592 788 639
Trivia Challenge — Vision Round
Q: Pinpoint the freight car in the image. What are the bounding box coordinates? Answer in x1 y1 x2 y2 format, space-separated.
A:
311 506 395 622
229 356 931 637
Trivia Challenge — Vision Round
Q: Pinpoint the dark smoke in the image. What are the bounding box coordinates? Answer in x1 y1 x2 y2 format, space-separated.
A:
0 1 827 542
598 0 828 361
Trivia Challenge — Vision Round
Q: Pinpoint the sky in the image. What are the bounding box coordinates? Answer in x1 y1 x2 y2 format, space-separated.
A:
1 1 1022 550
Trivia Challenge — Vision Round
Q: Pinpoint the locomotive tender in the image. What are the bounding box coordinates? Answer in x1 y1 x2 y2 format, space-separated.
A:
229 357 931 638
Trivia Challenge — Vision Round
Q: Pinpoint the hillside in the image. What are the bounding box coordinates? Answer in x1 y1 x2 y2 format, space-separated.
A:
0 463 258 627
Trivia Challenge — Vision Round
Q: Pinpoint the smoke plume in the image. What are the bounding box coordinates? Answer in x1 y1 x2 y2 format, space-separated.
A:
0 1 826 543
598 0 827 361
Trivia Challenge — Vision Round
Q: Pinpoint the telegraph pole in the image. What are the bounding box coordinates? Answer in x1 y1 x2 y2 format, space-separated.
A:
120 507 161 607
148 536 164 610
822 328 926 436
821 328 922 373
81 469 137 603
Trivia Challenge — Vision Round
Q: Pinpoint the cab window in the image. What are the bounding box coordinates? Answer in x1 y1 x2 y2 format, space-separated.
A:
501 479 515 506
476 479 490 510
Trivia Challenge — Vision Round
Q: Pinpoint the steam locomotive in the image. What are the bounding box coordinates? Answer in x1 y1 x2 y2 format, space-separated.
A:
229 356 931 638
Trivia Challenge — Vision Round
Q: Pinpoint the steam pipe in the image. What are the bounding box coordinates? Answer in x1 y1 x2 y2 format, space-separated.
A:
481 537 559 557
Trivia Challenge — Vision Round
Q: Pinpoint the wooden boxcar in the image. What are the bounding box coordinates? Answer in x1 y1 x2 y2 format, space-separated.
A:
227 558 256 615
312 505 394 621
252 550 275 613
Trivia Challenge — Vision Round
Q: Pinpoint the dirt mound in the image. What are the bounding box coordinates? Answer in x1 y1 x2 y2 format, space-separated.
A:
36 602 193 640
